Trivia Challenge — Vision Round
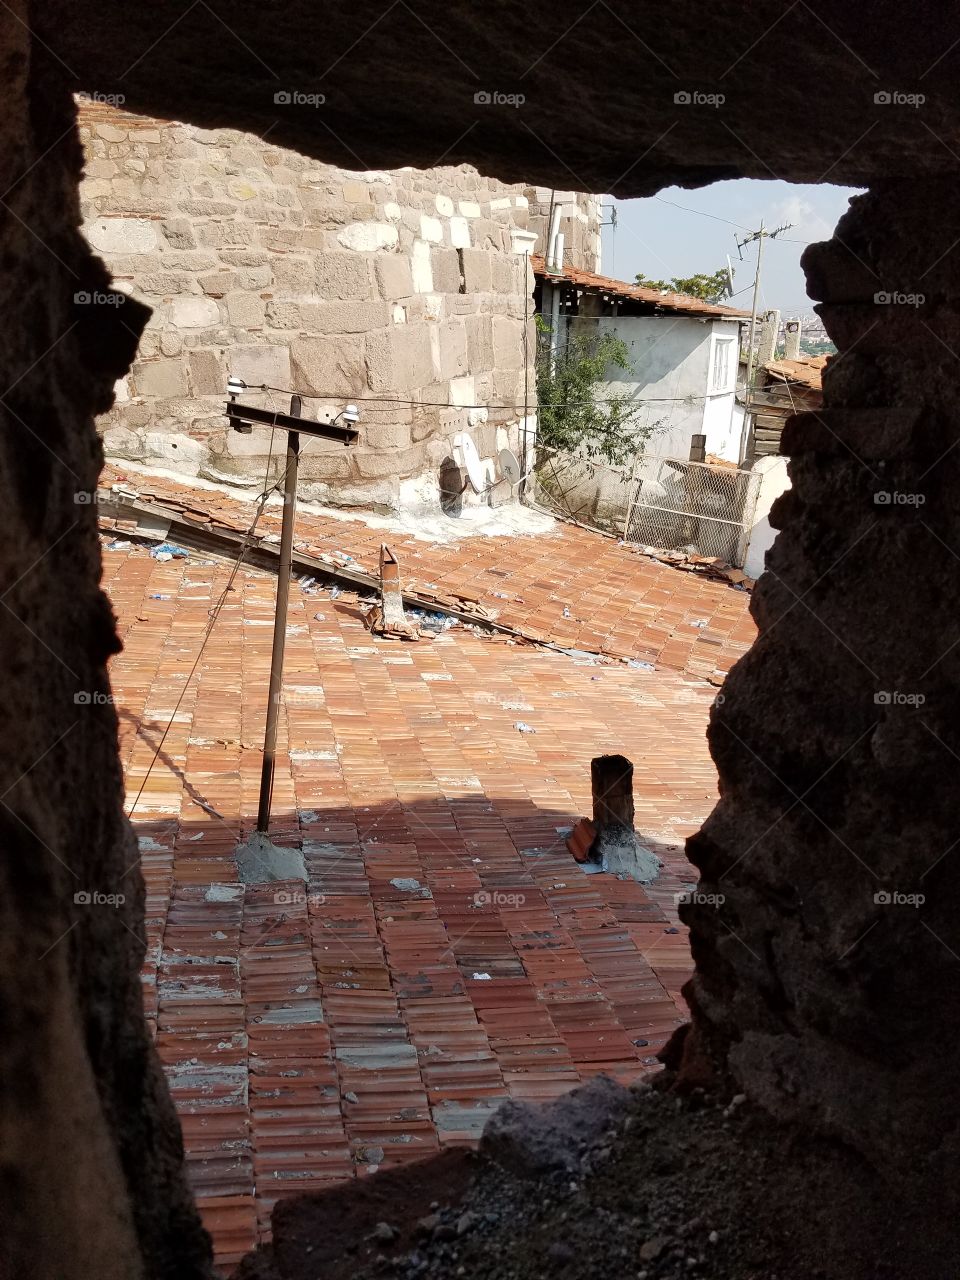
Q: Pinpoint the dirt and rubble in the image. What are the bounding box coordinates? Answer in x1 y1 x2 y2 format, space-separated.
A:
236 1077 954 1280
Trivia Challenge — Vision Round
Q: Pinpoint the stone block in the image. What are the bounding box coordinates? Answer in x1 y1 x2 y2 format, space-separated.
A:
360 421 413 450
449 217 471 249
290 335 364 396
375 254 414 300
188 350 224 396
431 249 463 295
411 240 433 293
235 264 273 290
160 218 197 249
96 123 128 142
265 301 302 328
420 214 444 243
439 322 468 379
464 313 494 369
198 270 237 297
134 358 187 398
301 300 390 335
168 296 221 329
230 343 291 389
85 216 158 254
355 443 429 478
492 314 525 370
226 292 266 328
461 249 492 293
448 375 476 407
337 221 399 251
271 256 313 290
492 254 524 296
364 324 434 393
197 221 255 248
315 251 374 300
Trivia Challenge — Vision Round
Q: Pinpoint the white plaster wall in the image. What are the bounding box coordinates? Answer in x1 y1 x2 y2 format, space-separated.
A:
744 454 790 579
590 315 740 461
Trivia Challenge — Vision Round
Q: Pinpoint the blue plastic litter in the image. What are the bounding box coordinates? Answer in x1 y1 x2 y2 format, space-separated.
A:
150 542 189 559
626 659 656 671
408 607 458 633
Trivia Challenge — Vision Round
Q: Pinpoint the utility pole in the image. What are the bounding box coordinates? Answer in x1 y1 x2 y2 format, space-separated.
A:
224 381 359 837
257 395 302 834
735 220 794 457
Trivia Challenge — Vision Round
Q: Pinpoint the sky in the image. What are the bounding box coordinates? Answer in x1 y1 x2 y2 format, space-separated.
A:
601 180 862 316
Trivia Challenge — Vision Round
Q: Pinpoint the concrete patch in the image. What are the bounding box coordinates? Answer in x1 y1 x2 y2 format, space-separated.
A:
235 832 307 884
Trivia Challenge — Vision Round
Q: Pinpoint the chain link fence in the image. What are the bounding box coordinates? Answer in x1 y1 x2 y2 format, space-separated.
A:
533 449 761 566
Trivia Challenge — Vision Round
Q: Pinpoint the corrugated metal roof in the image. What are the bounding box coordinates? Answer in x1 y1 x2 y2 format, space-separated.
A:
532 255 752 320
763 355 828 391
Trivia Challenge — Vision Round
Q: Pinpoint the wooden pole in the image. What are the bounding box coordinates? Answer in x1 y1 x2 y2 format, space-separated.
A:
256 395 301 834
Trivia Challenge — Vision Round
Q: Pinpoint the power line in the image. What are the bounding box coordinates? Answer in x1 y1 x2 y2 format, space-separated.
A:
650 194 817 247
245 382 736 409
652 194 751 231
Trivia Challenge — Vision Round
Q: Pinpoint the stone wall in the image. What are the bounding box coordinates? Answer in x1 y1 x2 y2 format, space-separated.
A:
0 24 213 1280
79 102 602 512
525 186 603 273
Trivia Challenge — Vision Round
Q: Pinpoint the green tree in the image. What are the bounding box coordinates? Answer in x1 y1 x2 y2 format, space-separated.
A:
634 272 671 292
535 316 653 469
635 267 730 303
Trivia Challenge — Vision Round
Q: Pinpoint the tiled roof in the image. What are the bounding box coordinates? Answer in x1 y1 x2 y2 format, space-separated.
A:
103 537 720 1270
763 355 828 391
100 465 756 684
532 255 752 320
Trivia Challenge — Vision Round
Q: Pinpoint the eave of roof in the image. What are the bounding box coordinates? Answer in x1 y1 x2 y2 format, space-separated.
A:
532 255 752 320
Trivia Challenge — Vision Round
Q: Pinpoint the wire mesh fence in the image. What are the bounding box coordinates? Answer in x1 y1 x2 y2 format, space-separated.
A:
533 449 761 566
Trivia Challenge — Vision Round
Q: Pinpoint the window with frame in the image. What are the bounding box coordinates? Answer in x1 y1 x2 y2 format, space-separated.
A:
711 337 734 392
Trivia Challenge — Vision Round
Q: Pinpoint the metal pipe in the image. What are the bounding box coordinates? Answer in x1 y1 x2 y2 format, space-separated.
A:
256 395 301 834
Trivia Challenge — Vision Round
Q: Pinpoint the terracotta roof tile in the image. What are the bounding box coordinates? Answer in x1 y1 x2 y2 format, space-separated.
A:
102 536 723 1269
532 254 752 319
99 463 755 686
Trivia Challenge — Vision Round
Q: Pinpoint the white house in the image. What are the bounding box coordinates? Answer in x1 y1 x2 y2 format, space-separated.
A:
534 257 750 462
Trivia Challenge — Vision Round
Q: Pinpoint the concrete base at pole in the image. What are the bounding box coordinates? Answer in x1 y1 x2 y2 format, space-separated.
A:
235 832 307 885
